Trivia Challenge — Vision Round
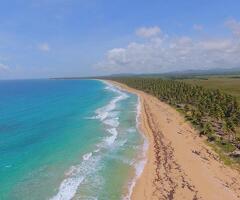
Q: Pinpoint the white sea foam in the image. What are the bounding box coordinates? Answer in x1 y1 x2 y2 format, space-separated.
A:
118 139 128 147
64 166 77 177
105 128 118 145
127 127 136 133
120 157 134 165
136 96 141 127
50 176 84 200
123 140 148 200
93 148 100 153
107 111 119 118
50 81 131 200
95 95 125 121
50 154 102 200
134 159 147 178
95 81 129 148
83 152 93 161
94 82 128 122
80 197 98 200
103 117 119 127
123 96 149 200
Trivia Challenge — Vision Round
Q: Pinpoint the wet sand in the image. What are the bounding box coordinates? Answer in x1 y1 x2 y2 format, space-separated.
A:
107 80 240 200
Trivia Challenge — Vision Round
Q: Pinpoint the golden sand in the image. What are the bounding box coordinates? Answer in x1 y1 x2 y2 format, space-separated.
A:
108 80 240 200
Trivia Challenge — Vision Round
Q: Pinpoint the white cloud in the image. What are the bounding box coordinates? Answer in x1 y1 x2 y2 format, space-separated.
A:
136 26 161 38
96 22 240 74
0 63 10 71
225 19 240 37
38 42 50 52
193 24 203 31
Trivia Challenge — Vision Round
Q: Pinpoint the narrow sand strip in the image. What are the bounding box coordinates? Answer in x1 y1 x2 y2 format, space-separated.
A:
107 80 240 200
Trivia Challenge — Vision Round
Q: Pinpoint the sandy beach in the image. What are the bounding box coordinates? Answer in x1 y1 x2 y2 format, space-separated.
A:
107 80 240 200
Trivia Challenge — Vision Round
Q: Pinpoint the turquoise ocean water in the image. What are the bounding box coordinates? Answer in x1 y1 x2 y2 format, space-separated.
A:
0 79 147 200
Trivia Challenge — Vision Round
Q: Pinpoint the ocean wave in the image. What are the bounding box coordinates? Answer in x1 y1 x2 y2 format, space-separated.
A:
94 94 126 121
50 176 84 200
83 152 93 161
95 82 128 122
93 148 100 153
94 81 129 148
118 139 128 147
64 166 77 177
50 81 133 200
123 96 149 200
93 82 148 200
105 128 118 145
103 117 119 127
50 154 102 200
127 127 136 133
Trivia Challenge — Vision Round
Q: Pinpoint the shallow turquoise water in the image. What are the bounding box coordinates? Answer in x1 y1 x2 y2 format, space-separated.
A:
0 79 146 200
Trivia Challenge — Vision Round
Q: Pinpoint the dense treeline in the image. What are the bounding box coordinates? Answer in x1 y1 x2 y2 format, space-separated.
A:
110 77 240 153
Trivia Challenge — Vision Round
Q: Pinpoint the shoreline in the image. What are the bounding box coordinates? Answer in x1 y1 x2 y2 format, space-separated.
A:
107 80 240 200
124 89 149 200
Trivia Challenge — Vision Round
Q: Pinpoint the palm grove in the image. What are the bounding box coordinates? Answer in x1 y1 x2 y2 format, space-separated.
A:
110 78 240 157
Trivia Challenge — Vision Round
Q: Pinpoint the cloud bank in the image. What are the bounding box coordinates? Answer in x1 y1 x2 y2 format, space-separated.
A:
96 21 240 74
136 26 161 38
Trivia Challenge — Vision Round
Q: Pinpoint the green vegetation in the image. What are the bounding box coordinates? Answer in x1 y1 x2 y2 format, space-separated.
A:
109 77 240 164
179 76 240 104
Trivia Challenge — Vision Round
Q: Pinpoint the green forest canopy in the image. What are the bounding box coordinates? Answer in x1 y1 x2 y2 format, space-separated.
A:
109 77 240 159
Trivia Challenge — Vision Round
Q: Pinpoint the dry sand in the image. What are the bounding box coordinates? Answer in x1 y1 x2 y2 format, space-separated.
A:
107 80 240 200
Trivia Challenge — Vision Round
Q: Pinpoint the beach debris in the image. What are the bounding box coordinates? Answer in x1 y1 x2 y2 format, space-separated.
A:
230 150 240 158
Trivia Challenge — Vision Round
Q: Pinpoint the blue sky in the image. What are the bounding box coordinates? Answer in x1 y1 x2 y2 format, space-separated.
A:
0 0 240 79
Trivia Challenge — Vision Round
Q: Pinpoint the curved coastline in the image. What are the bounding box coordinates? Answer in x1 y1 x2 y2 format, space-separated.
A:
102 80 149 200
50 80 140 200
107 80 240 200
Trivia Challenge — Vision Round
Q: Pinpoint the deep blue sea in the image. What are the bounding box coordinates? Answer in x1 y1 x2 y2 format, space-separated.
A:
0 79 146 200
